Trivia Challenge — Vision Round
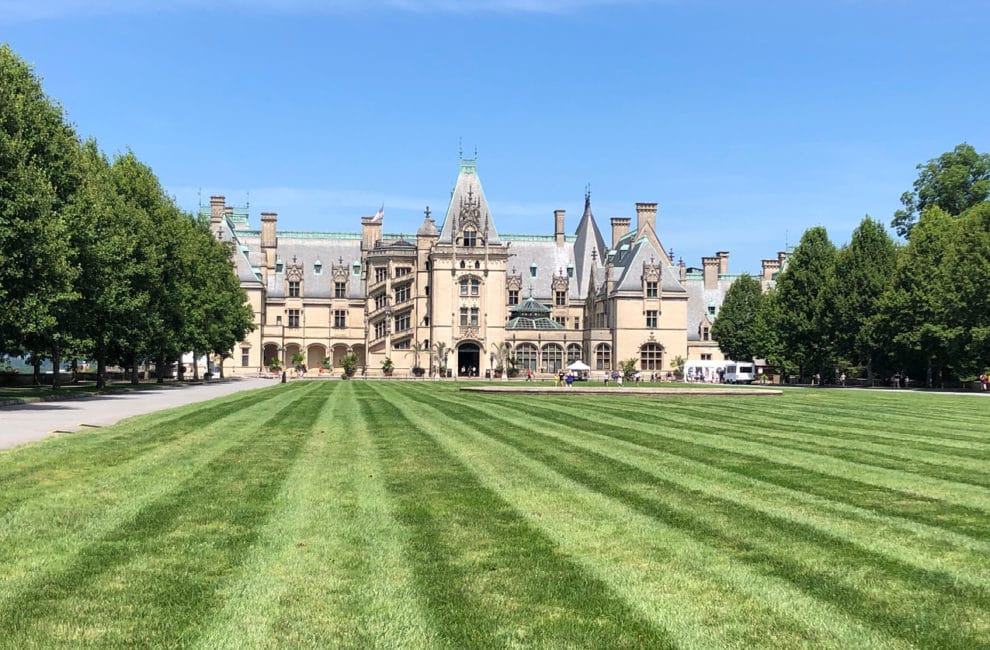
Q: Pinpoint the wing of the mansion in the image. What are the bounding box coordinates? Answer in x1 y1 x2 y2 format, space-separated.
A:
211 159 787 378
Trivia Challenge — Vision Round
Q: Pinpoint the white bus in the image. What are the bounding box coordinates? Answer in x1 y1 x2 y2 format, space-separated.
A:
724 362 755 384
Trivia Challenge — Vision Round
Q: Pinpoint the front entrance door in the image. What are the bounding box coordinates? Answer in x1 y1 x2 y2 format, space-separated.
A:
457 342 480 377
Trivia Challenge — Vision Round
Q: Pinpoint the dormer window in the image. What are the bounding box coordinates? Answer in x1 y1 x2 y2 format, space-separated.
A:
288 280 300 297
313 260 322 275
646 280 658 298
567 265 574 278
463 230 477 247
276 259 284 273
530 263 538 278
352 261 361 275
708 303 717 317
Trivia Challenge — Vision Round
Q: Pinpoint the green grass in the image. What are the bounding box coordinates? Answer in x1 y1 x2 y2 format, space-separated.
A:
0 383 987 648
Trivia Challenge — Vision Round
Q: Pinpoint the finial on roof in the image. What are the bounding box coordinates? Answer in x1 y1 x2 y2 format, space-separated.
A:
458 137 463 160
474 145 478 158
424 206 431 219
338 256 343 264
292 254 297 264
669 248 674 259
591 247 597 262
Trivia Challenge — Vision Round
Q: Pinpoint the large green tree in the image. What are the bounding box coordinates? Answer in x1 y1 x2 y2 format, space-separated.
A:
0 45 82 385
941 201 990 376
878 207 956 386
711 273 764 362
774 226 838 380
830 217 898 381
892 143 990 238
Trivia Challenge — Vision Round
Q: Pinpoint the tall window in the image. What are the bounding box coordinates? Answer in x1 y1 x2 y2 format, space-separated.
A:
542 344 564 373
515 343 538 371
241 348 250 367
595 343 612 370
555 291 566 306
567 343 582 363
334 282 346 298
573 317 580 330
459 277 480 296
508 289 519 306
395 313 410 332
333 310 346 328
374 293 388 310
395 285 410 303
374 320 387 339
646 310 658 328
288 309 300 328
702 326 710 341
288 280 300 297
641 343 663 370
646 281 658 298
459 307 479 326
375 267 388 282
463 230 477 247
395 267 412 277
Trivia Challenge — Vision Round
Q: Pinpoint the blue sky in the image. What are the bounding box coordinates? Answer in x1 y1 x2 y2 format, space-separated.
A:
4 0 988 273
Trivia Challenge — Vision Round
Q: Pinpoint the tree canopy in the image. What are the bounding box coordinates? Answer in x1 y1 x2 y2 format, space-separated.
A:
892 143 990 238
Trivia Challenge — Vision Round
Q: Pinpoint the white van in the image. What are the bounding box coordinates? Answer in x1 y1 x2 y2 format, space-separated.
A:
724 363 755 384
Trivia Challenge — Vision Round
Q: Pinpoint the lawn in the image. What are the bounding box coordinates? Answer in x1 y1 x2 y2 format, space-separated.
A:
0 381 987 648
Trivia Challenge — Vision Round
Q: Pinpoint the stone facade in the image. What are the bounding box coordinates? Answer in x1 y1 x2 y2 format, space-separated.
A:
211 159 786 378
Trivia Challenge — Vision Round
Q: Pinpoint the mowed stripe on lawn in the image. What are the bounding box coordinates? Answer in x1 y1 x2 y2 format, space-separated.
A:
395 384 988 649
0 381 325 647
360 382 673 649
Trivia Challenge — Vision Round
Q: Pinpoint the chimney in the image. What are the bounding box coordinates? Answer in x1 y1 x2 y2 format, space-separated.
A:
260 212 278 279
716 251 729 276
209 195 225 227
611 217 631 250
635 202 657 234
554 209 566 246
362 215 383 253
702 255 719 290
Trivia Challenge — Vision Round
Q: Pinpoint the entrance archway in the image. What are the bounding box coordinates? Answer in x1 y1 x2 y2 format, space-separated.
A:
457 342 480 377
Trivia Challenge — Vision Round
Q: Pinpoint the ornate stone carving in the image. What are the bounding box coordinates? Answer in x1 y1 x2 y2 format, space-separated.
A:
286 255 304 282
552 270 569 293
456 326 481 341
642 256 661 283
506 271 523 292
458 186 482 232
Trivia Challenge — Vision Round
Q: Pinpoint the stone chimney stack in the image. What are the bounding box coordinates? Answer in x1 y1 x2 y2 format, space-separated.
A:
260 212 278 280
209 195 225 227
702 255 719 290
635 202 657 234
361 216 383 253
716 251 729 276
554 210 566 247
611 217 631 250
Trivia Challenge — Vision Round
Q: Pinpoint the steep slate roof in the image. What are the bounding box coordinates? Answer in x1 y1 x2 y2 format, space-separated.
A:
438 158 501 245
218 217 263 285
572 191 607 298
262 237 364 300
682 275 735 341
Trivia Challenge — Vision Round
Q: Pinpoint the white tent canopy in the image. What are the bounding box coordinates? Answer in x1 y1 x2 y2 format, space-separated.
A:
567 360 591 371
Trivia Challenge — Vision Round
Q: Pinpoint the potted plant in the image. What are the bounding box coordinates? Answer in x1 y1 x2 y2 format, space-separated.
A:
381 357 394 377
269 358 282 375
340 352 358 379
407 342 426 377
432 341 449 378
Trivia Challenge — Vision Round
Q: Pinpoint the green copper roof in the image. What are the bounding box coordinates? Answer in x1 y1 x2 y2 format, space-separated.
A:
506 294 563 330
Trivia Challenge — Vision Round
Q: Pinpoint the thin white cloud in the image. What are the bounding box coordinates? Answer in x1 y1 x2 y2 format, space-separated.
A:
0 0 660 23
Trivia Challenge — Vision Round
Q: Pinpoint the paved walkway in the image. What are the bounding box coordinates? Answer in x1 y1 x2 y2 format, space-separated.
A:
0 378 274 450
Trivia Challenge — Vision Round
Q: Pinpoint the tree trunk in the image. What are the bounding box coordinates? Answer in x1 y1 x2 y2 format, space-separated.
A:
32 357 41 385
926 357 933 389
130 352 139 385
51 341 61 390
193 353 200 381
157 353 166 384
96 351 107 389
866 355 873 383
218 356 225 379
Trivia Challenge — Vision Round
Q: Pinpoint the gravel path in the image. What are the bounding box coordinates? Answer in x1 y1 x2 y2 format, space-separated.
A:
0 378 275 450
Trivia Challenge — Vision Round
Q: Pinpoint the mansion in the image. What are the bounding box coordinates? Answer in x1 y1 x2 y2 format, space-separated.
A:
212 159 786 378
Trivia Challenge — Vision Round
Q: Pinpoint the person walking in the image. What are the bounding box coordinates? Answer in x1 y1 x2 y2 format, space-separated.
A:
980 372 988 392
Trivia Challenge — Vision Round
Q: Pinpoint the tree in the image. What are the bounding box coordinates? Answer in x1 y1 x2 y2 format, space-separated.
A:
774 226 838 380
877 207 956 387
0 45 82 387
892 143 990 238
830 217 897 381
940 201 990 377
432 341 449 375
711 274 764 362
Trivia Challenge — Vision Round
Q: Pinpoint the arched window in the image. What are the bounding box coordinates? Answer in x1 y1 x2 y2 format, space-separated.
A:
542 344 564 373
640 342 663 370
566 343 582 364
514 343 538 371
595 343 612 370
